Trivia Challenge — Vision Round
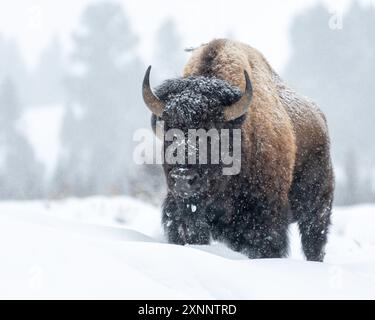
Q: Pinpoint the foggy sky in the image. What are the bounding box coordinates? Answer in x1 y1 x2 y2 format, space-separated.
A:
1 0 373 73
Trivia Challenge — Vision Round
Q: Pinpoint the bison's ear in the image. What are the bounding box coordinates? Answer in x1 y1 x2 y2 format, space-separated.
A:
223 70 253 121
142 66 165 116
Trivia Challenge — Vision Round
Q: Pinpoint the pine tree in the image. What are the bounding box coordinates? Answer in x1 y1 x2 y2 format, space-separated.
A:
0 78 44 199
55 2 148 196
0 36 30 105
31 35 64 105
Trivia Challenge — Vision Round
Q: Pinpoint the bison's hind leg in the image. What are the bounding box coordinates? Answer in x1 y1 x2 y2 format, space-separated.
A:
297 202 332 262
290 156 334 262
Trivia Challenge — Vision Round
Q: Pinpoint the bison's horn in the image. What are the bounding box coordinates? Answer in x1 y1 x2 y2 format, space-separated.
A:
224 70 253 121
142 66 165 116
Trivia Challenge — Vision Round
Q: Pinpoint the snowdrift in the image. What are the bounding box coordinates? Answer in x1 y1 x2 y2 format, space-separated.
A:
0 197 374 299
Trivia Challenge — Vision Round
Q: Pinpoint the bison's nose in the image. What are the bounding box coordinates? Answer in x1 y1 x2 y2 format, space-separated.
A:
170 168 201 198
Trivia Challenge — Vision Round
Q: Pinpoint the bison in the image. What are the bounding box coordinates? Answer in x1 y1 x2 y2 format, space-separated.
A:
142 39 334 261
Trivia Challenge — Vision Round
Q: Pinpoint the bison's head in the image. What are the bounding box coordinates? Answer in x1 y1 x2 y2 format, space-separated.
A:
142 66 252 200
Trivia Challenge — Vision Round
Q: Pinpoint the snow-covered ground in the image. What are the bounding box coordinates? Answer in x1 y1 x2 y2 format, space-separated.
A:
0 197 374 299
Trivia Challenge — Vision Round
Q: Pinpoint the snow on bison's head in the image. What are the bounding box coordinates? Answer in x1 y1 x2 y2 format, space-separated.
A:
142 66 252 200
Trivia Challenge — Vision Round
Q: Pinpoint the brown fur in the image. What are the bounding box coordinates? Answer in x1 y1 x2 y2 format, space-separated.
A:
185 39 297 204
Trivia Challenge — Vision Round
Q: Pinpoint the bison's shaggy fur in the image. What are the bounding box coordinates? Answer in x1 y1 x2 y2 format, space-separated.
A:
150 39 334 261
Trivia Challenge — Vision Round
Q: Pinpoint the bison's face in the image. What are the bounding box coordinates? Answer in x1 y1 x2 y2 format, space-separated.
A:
160 117 229 199
143 66 252 200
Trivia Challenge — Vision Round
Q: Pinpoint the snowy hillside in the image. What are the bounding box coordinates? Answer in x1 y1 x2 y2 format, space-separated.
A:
0 197 374 299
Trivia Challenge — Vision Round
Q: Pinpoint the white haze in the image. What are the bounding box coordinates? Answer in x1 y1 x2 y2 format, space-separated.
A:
1 0 372 71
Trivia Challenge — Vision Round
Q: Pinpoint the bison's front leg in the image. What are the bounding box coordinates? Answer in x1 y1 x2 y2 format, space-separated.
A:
220 196 290 259
162 193 210 245
243 208 290 259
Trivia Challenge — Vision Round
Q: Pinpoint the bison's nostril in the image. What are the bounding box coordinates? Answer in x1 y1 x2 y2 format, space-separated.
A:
188 174 199 186
169 169 202 198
